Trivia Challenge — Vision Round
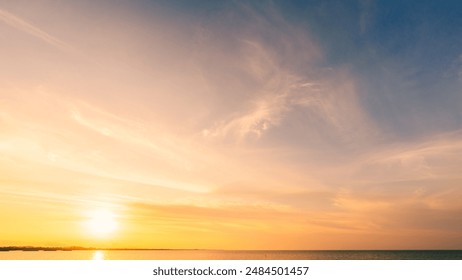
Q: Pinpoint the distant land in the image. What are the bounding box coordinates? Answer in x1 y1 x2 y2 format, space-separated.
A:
0 246 175 251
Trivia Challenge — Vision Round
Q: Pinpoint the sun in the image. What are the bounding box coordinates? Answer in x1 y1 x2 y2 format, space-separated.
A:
85 209 118 237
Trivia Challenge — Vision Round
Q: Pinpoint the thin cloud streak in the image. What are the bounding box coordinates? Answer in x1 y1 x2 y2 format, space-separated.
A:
0 8 74 52
353 130 462 184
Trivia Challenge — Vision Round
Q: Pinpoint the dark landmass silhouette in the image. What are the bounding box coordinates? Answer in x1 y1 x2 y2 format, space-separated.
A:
0 246 175 251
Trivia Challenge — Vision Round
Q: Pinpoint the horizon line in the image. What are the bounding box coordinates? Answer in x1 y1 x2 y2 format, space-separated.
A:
1 246 461 252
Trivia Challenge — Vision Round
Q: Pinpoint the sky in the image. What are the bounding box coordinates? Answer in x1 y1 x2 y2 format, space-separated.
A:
0 0 461 250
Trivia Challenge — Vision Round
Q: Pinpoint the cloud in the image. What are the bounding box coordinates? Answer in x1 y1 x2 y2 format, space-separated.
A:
0 8 74 52
331 184 462 234
205 71 376 150
129 201 294 222
203 89 291 140
314 132 462 243
353 130 462 183
197 20 376 146
0 87 212 193
359 0 376 34
2 0 462 249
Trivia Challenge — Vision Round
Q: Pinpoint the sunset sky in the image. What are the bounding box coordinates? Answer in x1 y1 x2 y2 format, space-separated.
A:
1 0 462 250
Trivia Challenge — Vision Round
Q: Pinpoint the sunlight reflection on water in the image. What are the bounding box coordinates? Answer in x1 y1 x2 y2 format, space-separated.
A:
92 250 105 260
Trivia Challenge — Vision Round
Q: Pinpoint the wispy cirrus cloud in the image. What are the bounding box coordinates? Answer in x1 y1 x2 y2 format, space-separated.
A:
199 31 376 146
353 130 462 183
203 69 376 147
0 8 74 52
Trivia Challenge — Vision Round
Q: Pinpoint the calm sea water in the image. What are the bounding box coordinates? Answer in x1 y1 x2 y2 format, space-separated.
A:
1 250 461 260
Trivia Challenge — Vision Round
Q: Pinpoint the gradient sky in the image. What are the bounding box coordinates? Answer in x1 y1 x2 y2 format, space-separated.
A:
1 0 462 250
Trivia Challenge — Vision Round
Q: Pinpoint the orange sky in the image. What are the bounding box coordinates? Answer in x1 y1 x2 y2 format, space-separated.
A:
1 1 462 250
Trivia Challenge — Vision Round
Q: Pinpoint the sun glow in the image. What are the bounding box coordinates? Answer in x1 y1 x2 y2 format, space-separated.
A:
85 209 118 237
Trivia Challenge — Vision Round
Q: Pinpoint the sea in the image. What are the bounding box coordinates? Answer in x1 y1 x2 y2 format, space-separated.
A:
1 250 461 260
